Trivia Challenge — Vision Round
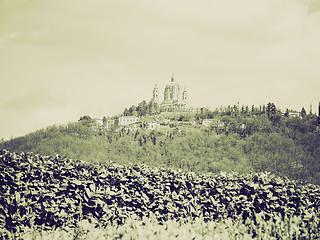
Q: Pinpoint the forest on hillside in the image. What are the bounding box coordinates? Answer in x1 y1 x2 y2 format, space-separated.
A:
1 102 320 185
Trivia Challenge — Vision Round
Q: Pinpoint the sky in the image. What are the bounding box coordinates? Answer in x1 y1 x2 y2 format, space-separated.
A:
1 0 320 140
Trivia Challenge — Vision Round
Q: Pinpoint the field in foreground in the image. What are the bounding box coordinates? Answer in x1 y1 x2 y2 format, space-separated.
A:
1 149 320 239
15 214 320 240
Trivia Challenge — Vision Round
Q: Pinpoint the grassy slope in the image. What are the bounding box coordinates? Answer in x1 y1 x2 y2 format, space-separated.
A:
1 113 320 184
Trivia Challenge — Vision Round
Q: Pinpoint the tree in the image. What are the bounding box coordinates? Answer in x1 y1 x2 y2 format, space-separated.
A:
123 108 130 116
266 102 281 124
78 115 94 127
129 105 138 116
233 104 239 117
266 102 276 117
137 100 148 117
284 109 289 117
102 116 107 124
241 105 246 115
79 115 92 121
301 107 307 118
226 105 232 116
245 106 249 115
178 115 185 121
148 99 159 115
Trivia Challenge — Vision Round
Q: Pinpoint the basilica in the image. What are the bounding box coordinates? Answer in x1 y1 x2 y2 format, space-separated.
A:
152 74 196 112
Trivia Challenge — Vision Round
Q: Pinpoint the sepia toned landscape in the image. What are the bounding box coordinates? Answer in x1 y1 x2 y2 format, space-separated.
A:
1 0 320 239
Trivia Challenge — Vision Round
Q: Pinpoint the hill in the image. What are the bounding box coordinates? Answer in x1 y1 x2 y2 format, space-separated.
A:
1 102 320 184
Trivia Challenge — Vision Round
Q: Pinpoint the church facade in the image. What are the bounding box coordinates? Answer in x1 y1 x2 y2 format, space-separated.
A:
152 74 196 112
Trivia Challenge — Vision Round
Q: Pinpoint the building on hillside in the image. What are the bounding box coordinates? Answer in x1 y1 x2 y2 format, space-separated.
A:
104 119 115 130
91 118 104 132
152 74 198 112
282 110 301 118
122 125 138 131
140 116 161 130
202 119 213 127
202 119 225 128
94 118 104 126
144 121 160 130
119 116 140 126
289 111 301 118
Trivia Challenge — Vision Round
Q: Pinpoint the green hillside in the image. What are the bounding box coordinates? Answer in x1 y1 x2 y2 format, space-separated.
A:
1 102 320 184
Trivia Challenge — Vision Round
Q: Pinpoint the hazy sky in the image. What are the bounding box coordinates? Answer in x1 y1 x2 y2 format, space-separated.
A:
1 0 320 140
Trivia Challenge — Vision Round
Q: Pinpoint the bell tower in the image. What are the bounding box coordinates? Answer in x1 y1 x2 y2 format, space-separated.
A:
182 87 188 102
152 84 159 103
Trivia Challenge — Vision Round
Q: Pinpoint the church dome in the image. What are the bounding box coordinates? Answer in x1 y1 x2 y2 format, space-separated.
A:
165 75 179 88
163 74 181 102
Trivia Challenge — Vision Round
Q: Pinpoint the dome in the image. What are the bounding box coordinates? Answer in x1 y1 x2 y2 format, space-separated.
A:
163 74 181 102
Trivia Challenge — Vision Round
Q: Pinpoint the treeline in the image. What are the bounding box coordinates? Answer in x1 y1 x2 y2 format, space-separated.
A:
123 100 310 127
123 101 296 119
1 103 320 184
195 102 290 123
123 99 159 117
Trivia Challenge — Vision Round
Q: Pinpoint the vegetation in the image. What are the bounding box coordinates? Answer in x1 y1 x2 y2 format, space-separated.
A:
16 214 320 239
1 150 320 239
1 102 320 184
123 99 160 117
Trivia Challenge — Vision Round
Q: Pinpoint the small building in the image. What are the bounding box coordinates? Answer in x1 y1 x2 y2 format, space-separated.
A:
119 116 140 126
145 121 160 130
123 125 138 131
104 119 115 130
214 120 225 128
282 111 301 118
202 119 213 127
94 118 104 126
202 119 224 128
289 111 301 118
140 116 161 130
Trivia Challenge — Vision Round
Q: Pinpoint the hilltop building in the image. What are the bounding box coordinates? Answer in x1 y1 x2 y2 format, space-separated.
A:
119 116 140 126
152 74 197 112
